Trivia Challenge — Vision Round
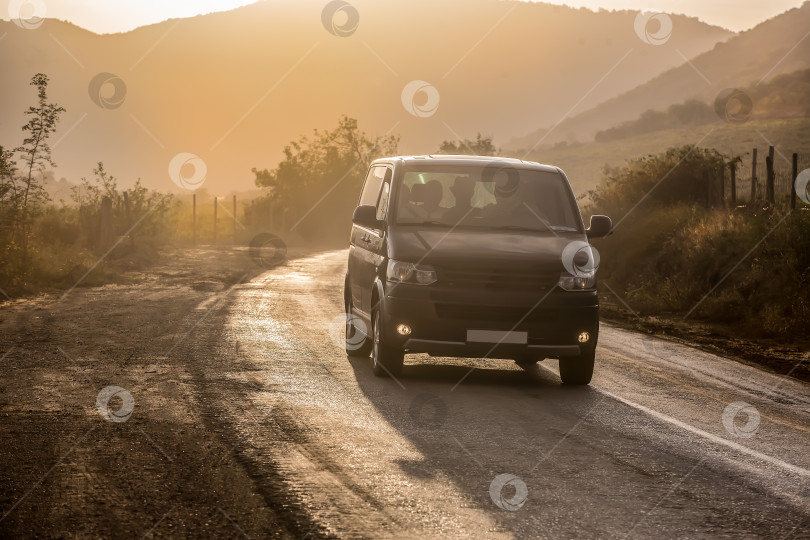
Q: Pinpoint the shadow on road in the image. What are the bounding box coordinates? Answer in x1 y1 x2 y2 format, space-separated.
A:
381 359 563 387
346 353 605 534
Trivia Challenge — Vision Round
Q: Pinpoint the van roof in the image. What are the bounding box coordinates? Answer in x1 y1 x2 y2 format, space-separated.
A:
371 155 560 173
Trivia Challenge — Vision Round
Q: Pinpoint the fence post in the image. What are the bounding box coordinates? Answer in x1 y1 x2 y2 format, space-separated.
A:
768 146 776 204
123 191 134 247
792 153 799 210
729 161 737 206
751 148 758 201
766 155 775 204
213 196 218 245
99 196 114 252
719 164 725 207
233 194 237 244
192 193 197 246
704 169 711 208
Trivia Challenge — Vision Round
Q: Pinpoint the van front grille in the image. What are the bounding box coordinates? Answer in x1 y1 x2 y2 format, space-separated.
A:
434 303 558 324
438 267 558 293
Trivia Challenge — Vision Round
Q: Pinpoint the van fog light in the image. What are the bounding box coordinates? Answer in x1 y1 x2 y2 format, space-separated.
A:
577 331 590 343
397 324 412 336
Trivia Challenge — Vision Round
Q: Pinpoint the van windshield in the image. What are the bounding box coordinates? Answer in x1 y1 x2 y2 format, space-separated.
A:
394 165 580 232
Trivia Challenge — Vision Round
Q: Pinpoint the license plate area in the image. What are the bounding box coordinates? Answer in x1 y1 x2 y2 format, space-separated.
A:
466 330 527 344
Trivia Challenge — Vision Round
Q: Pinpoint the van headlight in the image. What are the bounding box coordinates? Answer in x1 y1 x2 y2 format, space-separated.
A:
557 272 596 290
386 260 437 285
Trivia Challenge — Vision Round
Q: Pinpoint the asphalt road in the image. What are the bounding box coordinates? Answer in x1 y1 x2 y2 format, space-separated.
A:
1 247 808 538
191 249 810 539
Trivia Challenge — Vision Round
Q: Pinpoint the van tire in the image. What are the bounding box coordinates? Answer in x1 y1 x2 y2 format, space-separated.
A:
372 309 404 378
345 280 372 358
346 315 373 357
514 355 541 367
559 350 594 385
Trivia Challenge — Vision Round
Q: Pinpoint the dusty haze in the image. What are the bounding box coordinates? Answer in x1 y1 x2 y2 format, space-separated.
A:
1 0 732 192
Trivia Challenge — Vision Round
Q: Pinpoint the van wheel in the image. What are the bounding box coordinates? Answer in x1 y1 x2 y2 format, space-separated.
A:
559 350 595 385
372 309 404 378
345 283 372 358
346 313 372 357
514 355 541 367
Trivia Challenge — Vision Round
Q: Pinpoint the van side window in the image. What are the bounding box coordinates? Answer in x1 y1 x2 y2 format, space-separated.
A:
359 166 386 206
376 181 390 221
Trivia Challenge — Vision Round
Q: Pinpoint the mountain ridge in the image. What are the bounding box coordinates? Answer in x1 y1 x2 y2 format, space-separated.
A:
509 1 810 151
1 0 734 191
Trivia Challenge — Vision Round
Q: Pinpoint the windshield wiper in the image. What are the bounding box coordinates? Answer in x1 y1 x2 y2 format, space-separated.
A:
491 225 543 232
402 221 448 226
520 202 570 234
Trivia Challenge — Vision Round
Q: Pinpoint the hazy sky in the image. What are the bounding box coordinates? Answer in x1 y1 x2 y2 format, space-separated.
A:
2 0 805 33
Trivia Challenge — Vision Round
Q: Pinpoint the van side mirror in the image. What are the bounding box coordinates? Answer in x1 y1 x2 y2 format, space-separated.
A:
586 215 612 239
353 205 385 229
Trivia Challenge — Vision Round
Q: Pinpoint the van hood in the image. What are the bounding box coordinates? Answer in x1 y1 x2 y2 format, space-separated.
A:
387 226 585 270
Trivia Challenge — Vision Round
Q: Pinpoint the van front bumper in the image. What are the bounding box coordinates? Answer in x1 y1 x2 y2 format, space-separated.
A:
380 282 599 359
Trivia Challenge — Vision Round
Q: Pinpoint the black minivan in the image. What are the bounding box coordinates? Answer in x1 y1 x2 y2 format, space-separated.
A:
344 155 612 385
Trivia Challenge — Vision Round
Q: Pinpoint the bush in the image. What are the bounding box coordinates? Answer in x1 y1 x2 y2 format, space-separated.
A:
595 100 714 142
252 116 398 242
589 145 726 215
0 163 177 295
587 146 809 337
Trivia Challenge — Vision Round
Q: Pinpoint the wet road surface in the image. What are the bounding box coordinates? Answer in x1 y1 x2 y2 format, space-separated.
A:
189 249 810 538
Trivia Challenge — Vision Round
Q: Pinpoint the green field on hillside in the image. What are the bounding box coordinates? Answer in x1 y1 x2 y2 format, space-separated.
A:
526 117 810 196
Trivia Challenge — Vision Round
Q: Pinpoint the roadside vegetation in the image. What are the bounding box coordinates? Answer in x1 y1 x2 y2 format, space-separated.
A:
435 133 499 156
530 117 810 195
1 79 398 294
586 145 809 337
249 115 398 243
0 75 176 295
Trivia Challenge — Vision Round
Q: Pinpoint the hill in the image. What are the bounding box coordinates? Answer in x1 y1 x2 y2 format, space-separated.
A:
534 117 810 196
509 1 810 150
593 68 810 143
0 0 731 192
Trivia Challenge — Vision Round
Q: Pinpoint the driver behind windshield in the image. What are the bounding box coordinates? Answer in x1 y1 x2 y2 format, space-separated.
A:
395 167 579 232
400 180 444 222
444 175 477 223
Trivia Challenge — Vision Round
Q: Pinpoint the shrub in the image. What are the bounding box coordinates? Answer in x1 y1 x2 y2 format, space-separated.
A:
587 146 809 337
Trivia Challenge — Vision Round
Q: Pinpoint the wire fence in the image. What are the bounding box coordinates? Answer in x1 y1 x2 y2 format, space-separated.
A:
726 147 808 207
